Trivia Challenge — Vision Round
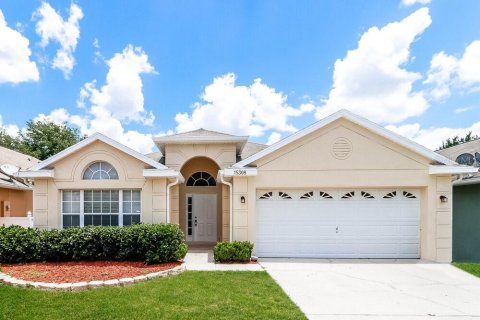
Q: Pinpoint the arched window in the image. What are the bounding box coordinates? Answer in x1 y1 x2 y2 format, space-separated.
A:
186 171 216 186
83 161 119 180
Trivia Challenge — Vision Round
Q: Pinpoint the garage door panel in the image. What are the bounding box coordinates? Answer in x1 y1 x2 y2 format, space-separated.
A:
256 189 420 258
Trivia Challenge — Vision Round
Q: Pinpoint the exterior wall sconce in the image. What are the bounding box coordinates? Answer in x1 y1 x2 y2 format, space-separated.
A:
440 195 448 203
240 196 246 204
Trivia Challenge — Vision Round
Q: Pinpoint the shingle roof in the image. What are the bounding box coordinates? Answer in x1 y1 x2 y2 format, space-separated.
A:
153 128 249 154
240 142 268 160
0 146 39 190
436 139 480 185
436 139 480 162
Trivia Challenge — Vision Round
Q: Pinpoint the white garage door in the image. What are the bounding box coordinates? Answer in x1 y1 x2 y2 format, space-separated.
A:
256 189 420 258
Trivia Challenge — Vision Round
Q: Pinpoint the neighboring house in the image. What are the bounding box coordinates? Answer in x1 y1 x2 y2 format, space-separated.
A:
0 146 40 225
437 139 480 262
18 109 476 263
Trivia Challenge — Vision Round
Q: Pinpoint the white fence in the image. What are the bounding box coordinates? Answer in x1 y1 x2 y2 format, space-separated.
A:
0 212 34 228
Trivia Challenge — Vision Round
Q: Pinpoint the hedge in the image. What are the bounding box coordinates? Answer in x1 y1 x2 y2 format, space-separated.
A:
213 241 254 263
0 224 188 265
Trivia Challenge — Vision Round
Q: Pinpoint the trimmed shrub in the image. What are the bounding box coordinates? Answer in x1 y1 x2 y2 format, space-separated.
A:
213 241 254 263
175 243 188 260
0 224 187 265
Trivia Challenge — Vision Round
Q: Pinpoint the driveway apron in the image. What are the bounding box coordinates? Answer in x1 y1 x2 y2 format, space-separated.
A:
260 259 480 319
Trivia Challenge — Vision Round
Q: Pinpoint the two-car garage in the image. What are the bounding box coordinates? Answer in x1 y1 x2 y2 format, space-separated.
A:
255 189 420 259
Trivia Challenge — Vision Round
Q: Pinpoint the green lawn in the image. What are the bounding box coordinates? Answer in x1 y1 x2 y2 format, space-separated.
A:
453 263 480 278
0 271 305 320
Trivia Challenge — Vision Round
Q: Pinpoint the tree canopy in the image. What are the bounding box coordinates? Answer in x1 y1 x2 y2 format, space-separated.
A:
438 131 479 150
0 120 84 160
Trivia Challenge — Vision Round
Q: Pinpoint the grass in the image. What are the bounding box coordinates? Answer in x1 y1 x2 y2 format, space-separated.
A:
453 262 480 278
0 271 305 320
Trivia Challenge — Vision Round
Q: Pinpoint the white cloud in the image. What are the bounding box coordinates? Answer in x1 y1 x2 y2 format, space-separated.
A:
34 2 83 79
455 106 476 114
34 107 70 123
92 38 104 64
0 10 39 84
316 8 431 124
267 132 282 145
0 115 20 137
175 73 313 137
401 0 431 6
423 52 457 100
36 45 157 154
387 122 480 150
80 45 156 125
457 41 480 85
425 40 480 100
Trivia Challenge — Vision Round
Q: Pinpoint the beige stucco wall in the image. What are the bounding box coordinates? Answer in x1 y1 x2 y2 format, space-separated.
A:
164 143 237 170
163 143 236 242
231 119 453 262
32 140 167 229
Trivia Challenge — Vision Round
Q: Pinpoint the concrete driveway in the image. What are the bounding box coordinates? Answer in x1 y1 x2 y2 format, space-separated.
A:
259 259 480 319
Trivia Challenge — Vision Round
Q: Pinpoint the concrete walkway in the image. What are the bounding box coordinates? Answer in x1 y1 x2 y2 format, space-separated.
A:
183 248 263 271
260 259 480 320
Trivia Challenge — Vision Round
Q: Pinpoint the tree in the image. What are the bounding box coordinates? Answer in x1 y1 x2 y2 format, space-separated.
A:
0 120 84 160
20 120 84 160
0 129 21 151
438 131 480 150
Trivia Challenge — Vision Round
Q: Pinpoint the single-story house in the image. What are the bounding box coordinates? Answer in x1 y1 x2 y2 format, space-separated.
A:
18 109 477 262
0 146 39 225
437 139 480 262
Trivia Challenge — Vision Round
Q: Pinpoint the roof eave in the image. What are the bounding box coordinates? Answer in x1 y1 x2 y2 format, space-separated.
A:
31 133 167 171
429 165 479 175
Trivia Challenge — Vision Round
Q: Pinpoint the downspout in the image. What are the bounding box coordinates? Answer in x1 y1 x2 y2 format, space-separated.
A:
220 171 233 242
166 176 180 224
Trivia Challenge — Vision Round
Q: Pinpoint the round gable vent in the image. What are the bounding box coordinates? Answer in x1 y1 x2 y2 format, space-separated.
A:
331 137 352 160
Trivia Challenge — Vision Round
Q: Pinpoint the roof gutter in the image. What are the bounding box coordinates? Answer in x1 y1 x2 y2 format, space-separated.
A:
166 174 184 224
15 170 55 178
219 170 233 242
429 165 479 175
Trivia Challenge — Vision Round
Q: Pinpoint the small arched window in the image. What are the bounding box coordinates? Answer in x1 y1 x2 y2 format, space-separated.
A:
83 161 119 180
186 171 216 187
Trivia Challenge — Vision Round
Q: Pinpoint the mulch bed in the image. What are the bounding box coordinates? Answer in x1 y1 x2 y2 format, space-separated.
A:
0 261 182 283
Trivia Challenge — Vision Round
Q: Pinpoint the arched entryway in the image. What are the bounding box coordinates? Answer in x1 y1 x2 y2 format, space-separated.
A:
179 157 222 243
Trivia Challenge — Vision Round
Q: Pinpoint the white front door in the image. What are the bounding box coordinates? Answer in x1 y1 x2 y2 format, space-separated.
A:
186 194 217 242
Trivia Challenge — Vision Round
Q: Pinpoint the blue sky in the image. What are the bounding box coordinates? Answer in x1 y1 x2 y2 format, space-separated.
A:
0 0 479 153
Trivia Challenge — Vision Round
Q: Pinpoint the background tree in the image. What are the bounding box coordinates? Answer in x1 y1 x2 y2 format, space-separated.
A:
0 120 84 160
438 131 480 150
0 129 21 151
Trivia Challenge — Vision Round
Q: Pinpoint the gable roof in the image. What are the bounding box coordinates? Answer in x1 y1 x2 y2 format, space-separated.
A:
234 109 457 168
153 128 248 154
240 142 268 160
436 138 480 162
0 146 40 190
30 132 167 171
